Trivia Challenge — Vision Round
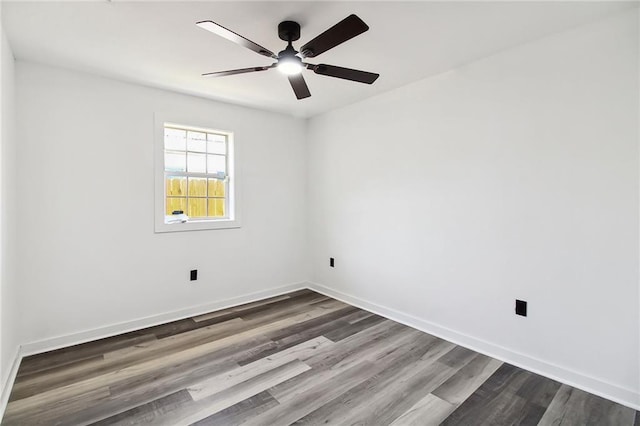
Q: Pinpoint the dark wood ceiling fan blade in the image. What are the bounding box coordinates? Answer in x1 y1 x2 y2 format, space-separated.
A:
309 64 379 84
202 65 275 77
300 14 369 58
288 74 311 99
197 21 277 59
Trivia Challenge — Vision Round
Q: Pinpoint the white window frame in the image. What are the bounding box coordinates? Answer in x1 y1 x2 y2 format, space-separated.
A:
154 113 241 233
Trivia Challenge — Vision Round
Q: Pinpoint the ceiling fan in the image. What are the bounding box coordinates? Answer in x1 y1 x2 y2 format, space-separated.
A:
196 15 380 100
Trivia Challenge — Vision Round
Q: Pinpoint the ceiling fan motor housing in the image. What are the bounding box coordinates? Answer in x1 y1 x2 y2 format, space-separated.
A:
278 21 301 42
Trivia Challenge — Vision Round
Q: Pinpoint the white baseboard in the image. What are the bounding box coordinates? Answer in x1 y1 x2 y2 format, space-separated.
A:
4 280 637 418
0 346 23 421
0 281 307 420
20 281 307 357
307 281 640 411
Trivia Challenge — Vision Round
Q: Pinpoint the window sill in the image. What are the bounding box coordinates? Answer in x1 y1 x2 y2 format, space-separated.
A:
154 218 241 233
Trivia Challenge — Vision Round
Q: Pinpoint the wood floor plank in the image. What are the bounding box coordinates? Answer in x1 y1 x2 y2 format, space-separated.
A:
55 336 282 424
302 320 411 369
103 318 245 360
294 335 462 425
23 349 240 425
342 309 375 324
326 327 440 373
389 393 456 426
322 312 387 341
189 391 279 426
155 291 329 339
192 295 292 322
295 359 455 425
234 312 353 366
231 297 338 332
437 345 478 368
253 333 454 425
160 360 311 425
4 290 637 425
90 389 193 426
63 337 269 425
150 293 325 339
246 360 378 426
16 333 157 379
537 384 637 426
280 289 315 298
10 318 247 401
229 293 331 323
187 337 333 402
264 305 358 342
2 386 111 425
230 293 328 321
10 354 105 401
106 345 242 399
267 322 424 403
432 354 503 405
441 364 548 426
515 370 562 407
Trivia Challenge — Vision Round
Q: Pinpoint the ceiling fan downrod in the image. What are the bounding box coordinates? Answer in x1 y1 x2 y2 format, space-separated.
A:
276 21 304 76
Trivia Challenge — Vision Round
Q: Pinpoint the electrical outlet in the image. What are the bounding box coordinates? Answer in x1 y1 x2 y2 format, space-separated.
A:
329 257 335 268
190 269 198 281
515 299 527 317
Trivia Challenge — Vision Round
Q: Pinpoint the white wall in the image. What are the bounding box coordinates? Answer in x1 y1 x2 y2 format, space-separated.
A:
14 62 308 346
0 9 19 397
308 10 639 407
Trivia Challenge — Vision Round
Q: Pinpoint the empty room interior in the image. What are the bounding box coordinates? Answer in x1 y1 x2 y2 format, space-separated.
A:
0 0 639 424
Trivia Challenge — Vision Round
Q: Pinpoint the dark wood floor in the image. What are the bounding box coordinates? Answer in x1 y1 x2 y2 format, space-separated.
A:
2 289 638 425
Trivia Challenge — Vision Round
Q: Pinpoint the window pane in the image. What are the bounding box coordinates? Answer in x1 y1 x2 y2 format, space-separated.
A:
207 134 226 154
188 178 207 197
208 198 225 217
166 176 186 196
187 152 206 173
207 154 226 175
165 128 186 151
166 197 186 215
187 131 207 152
188 198 206 218
208 179 225 197
165 151 186 172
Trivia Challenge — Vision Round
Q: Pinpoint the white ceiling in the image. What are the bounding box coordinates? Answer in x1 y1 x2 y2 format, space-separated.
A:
2 1 637 118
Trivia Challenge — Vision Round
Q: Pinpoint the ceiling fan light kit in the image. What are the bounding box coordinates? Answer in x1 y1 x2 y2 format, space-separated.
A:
276 21 303 76
278 57 303 76
196 14 380 100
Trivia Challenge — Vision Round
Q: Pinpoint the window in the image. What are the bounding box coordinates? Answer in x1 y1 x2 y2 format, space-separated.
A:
155 118 239 232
